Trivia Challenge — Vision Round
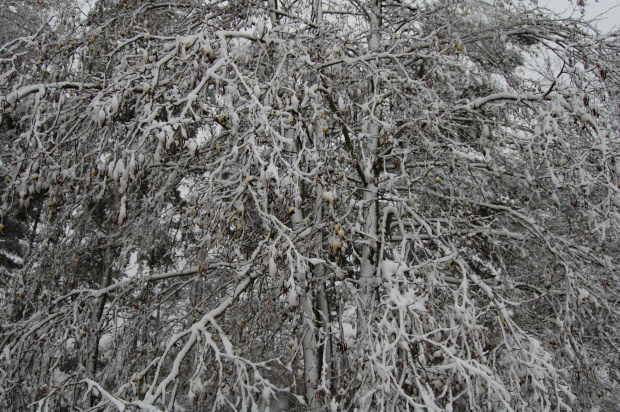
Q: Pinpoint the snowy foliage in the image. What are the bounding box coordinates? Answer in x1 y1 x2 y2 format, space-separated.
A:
1 0 620 411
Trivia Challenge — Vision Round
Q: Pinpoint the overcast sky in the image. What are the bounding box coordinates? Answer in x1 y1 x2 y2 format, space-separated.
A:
542 0 620 32
77 1 619 33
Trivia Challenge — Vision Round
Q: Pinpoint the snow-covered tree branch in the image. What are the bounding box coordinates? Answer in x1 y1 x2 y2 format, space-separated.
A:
1 0 619 410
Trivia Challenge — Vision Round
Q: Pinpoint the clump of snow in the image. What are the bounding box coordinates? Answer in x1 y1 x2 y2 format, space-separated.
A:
329 236 343 253
287 276 297 307
118 195 127 225
322 191 335 204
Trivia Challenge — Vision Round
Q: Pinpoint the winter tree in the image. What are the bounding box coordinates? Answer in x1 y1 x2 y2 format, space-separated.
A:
1 0 619 410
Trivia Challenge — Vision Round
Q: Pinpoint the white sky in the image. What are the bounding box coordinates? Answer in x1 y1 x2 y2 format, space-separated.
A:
542 0 620 32
77 1 618 32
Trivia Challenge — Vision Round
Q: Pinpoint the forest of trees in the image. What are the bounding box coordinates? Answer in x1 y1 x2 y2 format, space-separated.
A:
1 0 620 410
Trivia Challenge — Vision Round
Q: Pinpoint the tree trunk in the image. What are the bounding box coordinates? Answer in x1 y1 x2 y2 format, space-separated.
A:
85 247 111 406
358 3 381 341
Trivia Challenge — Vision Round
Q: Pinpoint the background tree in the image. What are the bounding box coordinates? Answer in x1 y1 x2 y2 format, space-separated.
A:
0 0 79 278
1 0 620 411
